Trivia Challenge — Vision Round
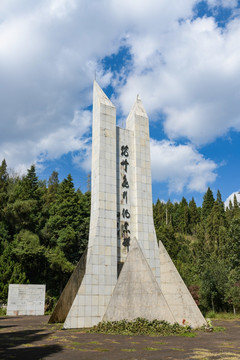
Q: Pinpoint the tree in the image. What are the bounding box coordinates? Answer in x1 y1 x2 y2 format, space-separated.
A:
202 187 215 219
225 268 240 314
172 198 189 234
232 194 240 218
46 171 59 205
199 259 228 312
0 242 27 302
189 197 199 232
45 247 74 295
42 174 84 263
156 224 179 259
153 199 165 228
6 165 45 234
20 165 41 201
224 218 240 269
174 234 196 287
0 159 9 221
0 163 93 302
0 221 10 256
12 230 46 283
216 190 224 213
205 197 226 255
77 190 91 256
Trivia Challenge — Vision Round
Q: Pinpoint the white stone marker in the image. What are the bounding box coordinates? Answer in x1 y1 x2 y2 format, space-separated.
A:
64 81 206 329
7 284 46 316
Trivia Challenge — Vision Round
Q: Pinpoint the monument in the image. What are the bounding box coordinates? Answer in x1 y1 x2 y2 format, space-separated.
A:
50 81 206 328
7 284 45 316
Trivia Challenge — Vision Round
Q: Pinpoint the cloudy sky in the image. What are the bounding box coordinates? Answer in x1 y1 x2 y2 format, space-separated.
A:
1 0 240 205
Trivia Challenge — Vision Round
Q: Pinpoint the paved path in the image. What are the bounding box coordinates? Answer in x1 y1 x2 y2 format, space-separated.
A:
1 316 240 359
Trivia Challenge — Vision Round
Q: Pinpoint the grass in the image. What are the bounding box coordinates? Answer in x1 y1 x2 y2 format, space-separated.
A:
192 349 240 360
206 312 240 320
48 323 63 331
178 332 197 337
71 341 85 346
213 326 225 332
94 348 109 352
121 348 136 352
144 346 160 351
221 342 235 348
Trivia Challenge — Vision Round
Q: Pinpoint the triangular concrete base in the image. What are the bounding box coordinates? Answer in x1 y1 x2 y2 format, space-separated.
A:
103 238 175 323
49 249 87 324
158 240 206 328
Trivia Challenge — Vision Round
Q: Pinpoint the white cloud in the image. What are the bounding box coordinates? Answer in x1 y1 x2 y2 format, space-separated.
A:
49 0 77 19
207 0 238 8
0 0 121 172
117 13 240 146
0 110 91 174
150 139 217 193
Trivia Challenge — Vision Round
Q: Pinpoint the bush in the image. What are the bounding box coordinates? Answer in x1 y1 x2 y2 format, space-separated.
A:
0 307 6 316
206 311 216 318
88 318 192 336
44 295 58 314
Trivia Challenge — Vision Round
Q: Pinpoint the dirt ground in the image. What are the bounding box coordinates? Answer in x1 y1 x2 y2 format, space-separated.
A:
1 316 240 360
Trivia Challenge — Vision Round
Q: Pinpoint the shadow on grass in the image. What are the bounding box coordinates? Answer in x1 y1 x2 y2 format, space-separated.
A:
0 328 62 360
0 325 16 330
0 317 17 330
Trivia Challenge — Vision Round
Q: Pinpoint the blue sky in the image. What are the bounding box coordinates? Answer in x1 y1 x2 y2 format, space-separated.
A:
1 0 240 206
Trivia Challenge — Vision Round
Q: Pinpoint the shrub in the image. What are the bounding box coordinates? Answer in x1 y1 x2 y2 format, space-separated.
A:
88 318 192 336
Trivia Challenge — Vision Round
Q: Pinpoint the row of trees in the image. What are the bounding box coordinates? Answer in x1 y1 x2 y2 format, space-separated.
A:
0 160 90 305
153 188 240 314
1 158 240 314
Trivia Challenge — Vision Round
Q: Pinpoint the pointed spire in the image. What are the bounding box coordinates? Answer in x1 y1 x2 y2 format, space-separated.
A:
127 93 148 121
126 93 149 131
93 81 115 108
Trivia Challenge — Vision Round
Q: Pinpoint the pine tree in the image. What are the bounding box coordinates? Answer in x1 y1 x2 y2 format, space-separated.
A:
153 199 165 228
206 200 226 255
216 190 224 213
233 194 239 209
21 165 40 201
44 174 82 263
202 187 215 219
232 194 240 218
6 165 44 233
0 159 9 221
199 259 228 312
189 197 199 232
225 218 240 269
47 171 59 204
174 197 189 233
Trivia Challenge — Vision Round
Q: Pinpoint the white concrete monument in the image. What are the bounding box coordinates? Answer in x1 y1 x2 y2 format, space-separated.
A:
63 81 206 328
7 284 45 316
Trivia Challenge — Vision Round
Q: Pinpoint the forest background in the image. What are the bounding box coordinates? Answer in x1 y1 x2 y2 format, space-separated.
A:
1 159 240 315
